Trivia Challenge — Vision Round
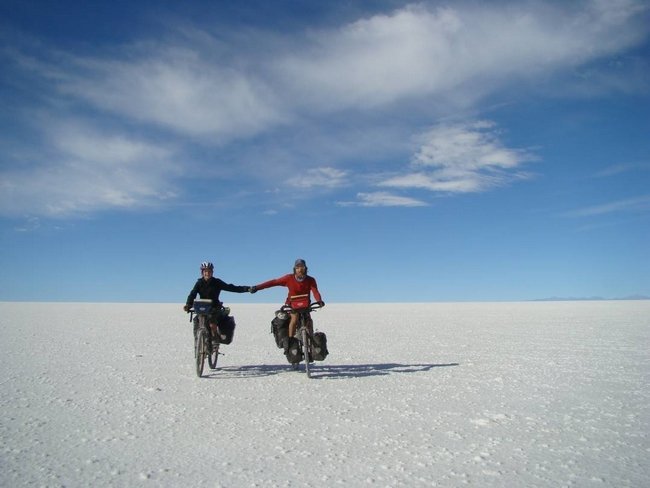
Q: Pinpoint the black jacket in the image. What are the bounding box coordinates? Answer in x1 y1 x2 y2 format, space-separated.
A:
186 277 249 308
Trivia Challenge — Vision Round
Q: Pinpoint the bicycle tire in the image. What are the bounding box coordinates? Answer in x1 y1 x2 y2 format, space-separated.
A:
302 327 311 378
208 342 219 369
195 317 206 377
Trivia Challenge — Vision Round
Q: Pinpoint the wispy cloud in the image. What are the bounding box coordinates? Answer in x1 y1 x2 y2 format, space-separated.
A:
287 167 349 189
339 192 427 208
19 0 647 141
594 162 650 177
276 0 649 110
0 123 181 217
61 49 287 142
564 195 650 217
1 0 648 218
378 121 534 194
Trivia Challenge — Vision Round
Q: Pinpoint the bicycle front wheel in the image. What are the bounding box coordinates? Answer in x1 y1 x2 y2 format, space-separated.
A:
196 332 207 377
208 342 219 369
302 327 311 378
195 319 207 378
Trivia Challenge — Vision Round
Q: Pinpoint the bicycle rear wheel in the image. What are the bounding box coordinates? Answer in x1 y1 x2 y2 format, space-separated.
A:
301 327 311 378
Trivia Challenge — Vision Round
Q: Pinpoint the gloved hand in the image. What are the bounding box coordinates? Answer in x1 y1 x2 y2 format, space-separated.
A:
249 286 257 294
183 305 190 312
316 301 325 307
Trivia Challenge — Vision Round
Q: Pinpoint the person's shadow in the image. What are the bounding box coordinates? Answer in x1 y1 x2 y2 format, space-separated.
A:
206 362 459 379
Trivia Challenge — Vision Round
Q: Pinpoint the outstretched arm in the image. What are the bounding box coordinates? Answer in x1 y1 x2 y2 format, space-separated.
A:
218 279 251 294
253 275 289 292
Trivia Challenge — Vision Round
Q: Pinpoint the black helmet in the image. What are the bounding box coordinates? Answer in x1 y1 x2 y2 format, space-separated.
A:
293 258 308 273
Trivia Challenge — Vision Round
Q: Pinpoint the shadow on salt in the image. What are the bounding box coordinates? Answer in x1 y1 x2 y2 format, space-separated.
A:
205 362 459 379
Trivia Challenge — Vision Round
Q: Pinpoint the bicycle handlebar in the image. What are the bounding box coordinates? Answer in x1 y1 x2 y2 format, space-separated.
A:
188 304 229 322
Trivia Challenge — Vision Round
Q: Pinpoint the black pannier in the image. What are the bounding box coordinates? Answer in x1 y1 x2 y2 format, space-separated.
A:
271 311 290 348
285 337 302 364
216 315 236 344
311 332 328 361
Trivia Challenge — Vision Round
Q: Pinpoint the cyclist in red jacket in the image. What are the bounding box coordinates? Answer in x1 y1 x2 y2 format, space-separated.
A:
252 259 324 349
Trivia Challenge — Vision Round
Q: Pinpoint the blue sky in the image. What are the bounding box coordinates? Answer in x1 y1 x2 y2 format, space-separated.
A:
1 0 649 303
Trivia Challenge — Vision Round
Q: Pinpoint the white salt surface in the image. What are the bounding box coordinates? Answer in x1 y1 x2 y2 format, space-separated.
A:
1 301 648 487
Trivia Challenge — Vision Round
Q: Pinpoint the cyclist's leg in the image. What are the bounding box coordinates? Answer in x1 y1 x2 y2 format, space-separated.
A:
283 312 298 353
288 312 298 338
209 310 222 344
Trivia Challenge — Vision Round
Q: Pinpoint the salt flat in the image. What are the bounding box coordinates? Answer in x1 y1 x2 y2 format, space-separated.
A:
1 301 648 487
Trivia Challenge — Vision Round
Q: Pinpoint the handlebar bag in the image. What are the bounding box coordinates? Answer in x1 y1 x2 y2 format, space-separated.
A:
193 299 213 314
289 295 310 310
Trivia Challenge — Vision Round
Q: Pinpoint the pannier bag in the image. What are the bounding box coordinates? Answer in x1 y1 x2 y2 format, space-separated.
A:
285 337 303 364
311 332 328 361
271 310 290 348
216 315 236 344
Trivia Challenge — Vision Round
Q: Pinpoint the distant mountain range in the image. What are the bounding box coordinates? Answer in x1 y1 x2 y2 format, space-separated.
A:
532 295 650 302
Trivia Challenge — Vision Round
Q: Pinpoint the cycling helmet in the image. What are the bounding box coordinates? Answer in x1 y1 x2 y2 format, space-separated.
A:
293 258 308 273
200 261 214 271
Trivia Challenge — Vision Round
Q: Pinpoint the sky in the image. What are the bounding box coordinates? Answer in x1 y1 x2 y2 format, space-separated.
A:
1 0 649 303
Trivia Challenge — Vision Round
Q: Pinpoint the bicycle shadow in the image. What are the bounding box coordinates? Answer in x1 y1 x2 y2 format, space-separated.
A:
313 362 459 379
202 364 293 379
207 362 459 379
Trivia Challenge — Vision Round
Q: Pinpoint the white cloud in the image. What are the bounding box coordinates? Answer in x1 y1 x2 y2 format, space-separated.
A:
0 124 181 217
379 121 533 194
340 192 427 208
58 48 287 141
379 172 486 193
564 195 650 217
2 0 648 218
276 0 649 110
594 162 650 177
412 121 522 170
29 0 647 142
286 167 349 189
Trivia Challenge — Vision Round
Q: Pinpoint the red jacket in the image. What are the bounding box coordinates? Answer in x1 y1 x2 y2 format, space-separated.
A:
255 274 322 304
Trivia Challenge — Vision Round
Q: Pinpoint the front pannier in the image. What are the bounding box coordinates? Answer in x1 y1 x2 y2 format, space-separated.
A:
271 310 290 348
285 337 303 364
311 332 328 360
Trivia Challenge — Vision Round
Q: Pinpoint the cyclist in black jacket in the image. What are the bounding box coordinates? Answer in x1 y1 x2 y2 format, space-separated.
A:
184 261 253 346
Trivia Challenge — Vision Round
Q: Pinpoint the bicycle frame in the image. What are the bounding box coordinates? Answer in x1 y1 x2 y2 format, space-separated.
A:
189 299 220 377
